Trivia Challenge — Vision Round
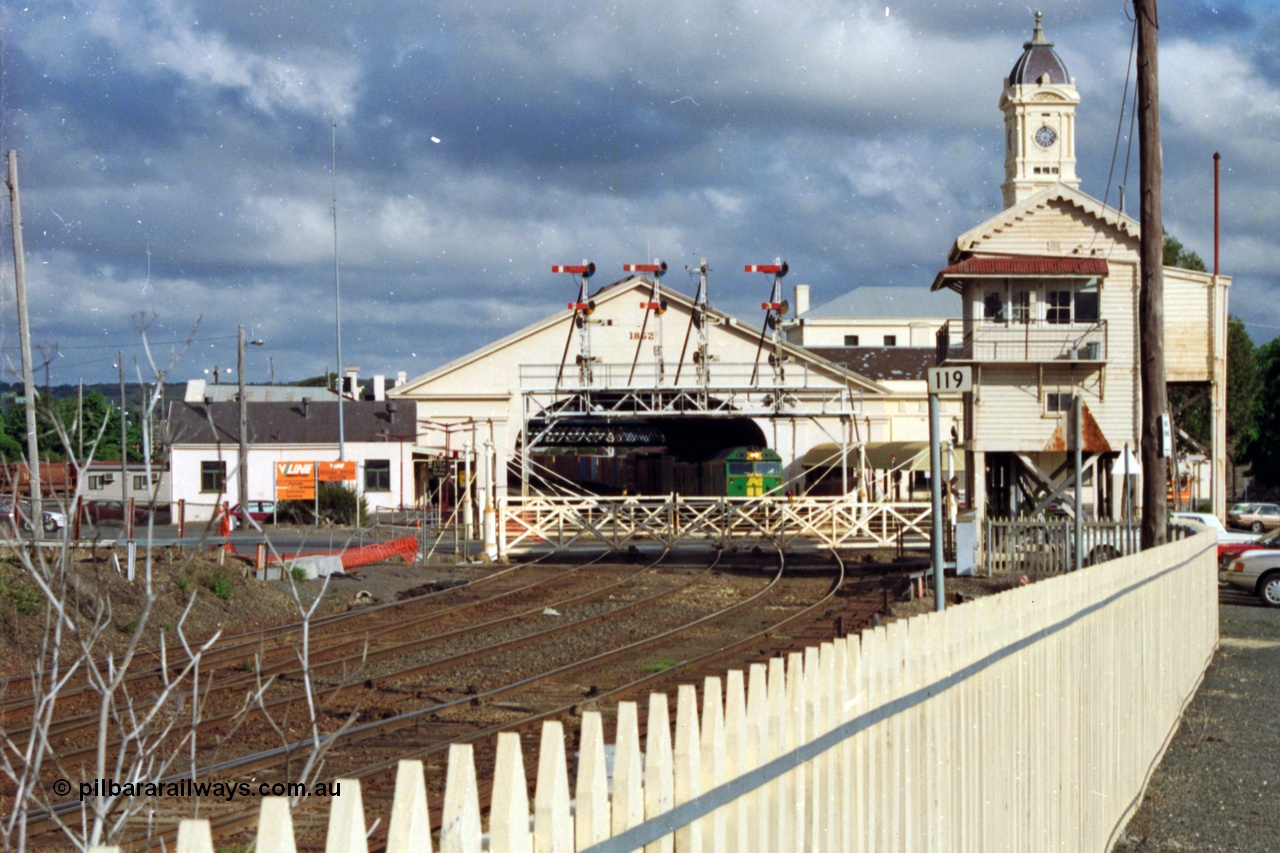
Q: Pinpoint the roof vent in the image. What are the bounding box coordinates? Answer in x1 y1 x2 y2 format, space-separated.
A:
302 397 311 418
386 401 397 423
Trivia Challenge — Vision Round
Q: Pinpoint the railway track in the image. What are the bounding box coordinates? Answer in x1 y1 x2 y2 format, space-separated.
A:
19 549 887 852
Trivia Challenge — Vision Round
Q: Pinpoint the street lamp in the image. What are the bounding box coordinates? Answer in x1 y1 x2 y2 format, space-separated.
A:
238 325 265 515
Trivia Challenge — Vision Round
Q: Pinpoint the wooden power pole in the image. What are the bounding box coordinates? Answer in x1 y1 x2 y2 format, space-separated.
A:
1136 0 1168 548
7 152 41 521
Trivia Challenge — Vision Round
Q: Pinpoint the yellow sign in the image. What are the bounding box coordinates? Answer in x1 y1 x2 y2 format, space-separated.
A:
276 461 316 500
318 461 357 482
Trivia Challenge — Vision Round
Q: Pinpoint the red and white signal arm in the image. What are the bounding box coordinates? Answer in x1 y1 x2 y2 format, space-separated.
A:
552 262 595 275
623 261 667 274
744 261 789 276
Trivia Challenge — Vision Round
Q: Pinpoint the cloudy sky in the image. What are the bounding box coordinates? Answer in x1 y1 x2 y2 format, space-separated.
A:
0 0 1275 387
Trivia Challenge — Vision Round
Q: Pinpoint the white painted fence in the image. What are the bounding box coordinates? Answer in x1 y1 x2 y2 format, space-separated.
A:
90 532 1216 853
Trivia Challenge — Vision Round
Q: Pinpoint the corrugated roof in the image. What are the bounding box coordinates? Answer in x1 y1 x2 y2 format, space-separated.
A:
804 347 943 382
196 385 342 403
168 400 415 446
802 286 961 320
932 255 1108 290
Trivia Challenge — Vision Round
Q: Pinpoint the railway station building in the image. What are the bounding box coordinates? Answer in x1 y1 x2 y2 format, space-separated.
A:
933 13 1230 520
390 274 963 503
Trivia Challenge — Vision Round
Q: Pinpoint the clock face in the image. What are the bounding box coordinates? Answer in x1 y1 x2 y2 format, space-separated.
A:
1035 125 1058 148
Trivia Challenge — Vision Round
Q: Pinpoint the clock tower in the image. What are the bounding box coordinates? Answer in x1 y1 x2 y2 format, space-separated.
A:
1000 12 1080 209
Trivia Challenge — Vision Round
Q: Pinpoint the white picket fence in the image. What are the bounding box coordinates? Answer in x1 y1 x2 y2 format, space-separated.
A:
88 532 1217 853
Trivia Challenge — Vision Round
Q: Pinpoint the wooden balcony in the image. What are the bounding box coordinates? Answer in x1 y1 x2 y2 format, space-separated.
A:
941 318 1107 364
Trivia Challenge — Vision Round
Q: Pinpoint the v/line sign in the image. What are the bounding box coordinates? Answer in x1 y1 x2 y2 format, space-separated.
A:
275 460 359 501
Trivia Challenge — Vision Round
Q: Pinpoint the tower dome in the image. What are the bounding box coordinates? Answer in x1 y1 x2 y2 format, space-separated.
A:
1008 11 1070 87
1000 11 1080 208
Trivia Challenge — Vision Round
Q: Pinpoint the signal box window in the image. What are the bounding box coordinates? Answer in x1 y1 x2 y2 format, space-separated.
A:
843 335 860 346
1046 290 1072 324
365 459 391 492
1012 290 1032 323
983 290 1005 322
88 474 107 490
1075 284 1100 322
200 460 226 493
883 335 897 347
1046 392 1074 413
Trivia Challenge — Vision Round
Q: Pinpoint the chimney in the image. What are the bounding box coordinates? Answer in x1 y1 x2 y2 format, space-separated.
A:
373 374 386 402
302 397 311 418
344 366 360 400
794 284 810 317
394 370 407 388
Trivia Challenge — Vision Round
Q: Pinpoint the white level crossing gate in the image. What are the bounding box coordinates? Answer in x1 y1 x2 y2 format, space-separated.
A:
501 494 932 552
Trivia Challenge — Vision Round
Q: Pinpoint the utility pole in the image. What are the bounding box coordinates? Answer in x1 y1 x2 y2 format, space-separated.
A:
238 325 264 515
239 325 249 515
119 351 128 510
1135 0 1168 548
332 122 346 460
7 152 41 521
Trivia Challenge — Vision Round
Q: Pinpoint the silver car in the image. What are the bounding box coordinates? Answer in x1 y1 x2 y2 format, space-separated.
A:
1221 550 1280 607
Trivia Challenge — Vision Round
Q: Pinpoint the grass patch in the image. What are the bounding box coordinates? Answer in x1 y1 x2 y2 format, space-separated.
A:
290 565 308 583
206 571 234 601
641 659 680 674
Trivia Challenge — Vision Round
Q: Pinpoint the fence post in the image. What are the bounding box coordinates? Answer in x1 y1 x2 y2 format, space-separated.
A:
613 701 645 837
745 663 769 852
576 712 609 849
535 720 572 852
387 760 432 853
255 797 297 853
644 692 675 853
699 676 727 853
326 779 368 853
789 650 809 852
674 683 703 853
491 733 532 853
722 670 748 852
766 658 789 851
176 818 214 853
442 744 482 853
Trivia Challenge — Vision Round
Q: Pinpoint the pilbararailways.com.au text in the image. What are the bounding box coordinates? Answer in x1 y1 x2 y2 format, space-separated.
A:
66 778 341 802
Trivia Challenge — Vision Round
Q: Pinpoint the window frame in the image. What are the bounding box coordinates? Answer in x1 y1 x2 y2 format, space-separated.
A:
200 460 226 493
843 334 860 346
364 459 392 492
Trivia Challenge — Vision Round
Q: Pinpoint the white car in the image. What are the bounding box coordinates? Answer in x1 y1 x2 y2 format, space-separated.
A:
1221 550 1280 607
1170 512 1258 545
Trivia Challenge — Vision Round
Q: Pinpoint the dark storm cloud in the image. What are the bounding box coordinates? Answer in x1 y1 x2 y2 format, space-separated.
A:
1 0 1277 385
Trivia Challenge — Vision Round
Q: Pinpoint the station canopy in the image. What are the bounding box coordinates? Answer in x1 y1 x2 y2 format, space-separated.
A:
801 441 965 472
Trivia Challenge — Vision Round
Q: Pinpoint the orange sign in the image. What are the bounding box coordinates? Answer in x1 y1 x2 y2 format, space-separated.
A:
318 461 357 482
276 461 316 500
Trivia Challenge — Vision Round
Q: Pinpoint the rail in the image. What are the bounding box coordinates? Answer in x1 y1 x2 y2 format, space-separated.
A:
146 532 1218 852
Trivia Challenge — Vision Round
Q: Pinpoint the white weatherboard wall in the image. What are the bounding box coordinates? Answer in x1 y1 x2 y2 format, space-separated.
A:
146 532 1217 852
169 443 416 521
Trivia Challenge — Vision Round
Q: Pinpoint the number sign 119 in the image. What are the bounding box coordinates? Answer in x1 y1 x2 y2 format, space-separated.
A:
927 366 973 393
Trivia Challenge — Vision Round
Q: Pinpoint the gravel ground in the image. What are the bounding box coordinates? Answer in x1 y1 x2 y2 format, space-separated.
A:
1114 588 1280 852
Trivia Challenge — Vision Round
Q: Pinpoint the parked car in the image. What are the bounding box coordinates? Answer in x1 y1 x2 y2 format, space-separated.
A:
1226 503 1280 532
1218 526 1280 567
82 499 171 525
229 500 277 524
1221 550 1280 607
1170 511 1259 560
0 500 66 533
